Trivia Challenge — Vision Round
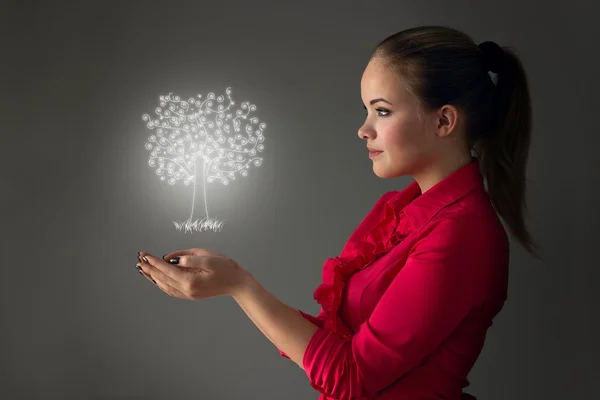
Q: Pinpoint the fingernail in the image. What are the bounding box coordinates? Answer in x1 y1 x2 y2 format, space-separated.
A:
138 271 144 276
162 253 167 260
168 257 179 264
137 256 141 263
142 256 148 263
135 265 142 271
151 279 157 284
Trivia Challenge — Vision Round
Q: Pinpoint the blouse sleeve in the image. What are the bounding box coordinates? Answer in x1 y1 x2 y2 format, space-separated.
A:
300 215 505 399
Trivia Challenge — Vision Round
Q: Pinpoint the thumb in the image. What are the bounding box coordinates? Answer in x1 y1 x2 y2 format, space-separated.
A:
162 249 196 261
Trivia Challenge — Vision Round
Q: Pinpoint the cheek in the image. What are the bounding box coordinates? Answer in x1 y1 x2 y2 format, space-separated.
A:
379 123 431 173
383 124 423 155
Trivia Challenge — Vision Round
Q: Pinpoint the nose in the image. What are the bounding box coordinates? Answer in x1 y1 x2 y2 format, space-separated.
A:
358 123 375 141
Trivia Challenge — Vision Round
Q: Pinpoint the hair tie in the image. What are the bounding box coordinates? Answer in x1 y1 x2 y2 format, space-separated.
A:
478 41 505 74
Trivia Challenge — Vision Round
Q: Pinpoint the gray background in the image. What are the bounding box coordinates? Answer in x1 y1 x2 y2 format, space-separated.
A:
2 0 598 399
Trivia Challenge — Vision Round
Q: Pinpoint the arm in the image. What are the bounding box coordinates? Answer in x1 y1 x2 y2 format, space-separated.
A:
272 190 394 360
233 192 397 364
233 216 502 399
278 308 327 359
232 277 320 371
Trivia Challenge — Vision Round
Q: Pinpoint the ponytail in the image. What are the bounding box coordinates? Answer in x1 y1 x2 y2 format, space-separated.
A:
475 44 540 259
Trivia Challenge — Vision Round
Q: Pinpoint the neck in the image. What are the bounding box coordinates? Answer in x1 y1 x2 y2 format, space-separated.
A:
413 152 473 194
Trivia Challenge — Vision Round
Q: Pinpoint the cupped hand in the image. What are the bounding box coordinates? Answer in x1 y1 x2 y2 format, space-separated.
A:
136 248 253 300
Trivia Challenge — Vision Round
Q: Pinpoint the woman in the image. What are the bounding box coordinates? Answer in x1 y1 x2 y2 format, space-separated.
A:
137 25 539 400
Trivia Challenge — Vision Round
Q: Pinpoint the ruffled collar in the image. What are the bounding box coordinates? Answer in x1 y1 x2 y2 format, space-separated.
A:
312 189 418 339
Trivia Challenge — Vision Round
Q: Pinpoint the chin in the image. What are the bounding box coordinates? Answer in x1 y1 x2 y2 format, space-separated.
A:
373 165 405 179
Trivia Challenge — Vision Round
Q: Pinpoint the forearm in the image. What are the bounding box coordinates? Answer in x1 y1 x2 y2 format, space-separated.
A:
231 274 320 370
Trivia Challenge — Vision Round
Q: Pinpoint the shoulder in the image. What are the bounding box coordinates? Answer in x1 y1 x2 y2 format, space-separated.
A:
419 211 508 258
424 189 508 251
411 191 509 298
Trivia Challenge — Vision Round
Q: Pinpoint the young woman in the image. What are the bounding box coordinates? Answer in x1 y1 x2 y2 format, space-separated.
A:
138 25 539 400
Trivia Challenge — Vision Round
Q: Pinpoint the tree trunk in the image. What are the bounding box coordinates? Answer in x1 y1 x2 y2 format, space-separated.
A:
203 159 209 218
189 158 210 222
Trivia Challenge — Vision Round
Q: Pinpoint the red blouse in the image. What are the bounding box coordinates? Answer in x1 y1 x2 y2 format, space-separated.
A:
278 158 509 400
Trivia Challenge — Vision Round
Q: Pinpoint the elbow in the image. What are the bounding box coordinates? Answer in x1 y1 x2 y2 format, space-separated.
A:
304 333 369 399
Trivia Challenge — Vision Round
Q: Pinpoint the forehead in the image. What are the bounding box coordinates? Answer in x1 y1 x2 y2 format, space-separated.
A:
361 58 406 101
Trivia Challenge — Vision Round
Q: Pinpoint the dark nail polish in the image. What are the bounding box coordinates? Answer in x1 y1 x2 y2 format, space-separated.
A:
135 265 142 271
152 279 157 284
162 253 167 260
142 256 148 263
169 257 180 264
137 256 141 263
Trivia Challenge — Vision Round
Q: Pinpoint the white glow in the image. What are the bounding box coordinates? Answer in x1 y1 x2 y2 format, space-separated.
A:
141 87 266 232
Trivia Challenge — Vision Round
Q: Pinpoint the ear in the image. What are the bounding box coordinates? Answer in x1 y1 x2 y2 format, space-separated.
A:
436 105 460 138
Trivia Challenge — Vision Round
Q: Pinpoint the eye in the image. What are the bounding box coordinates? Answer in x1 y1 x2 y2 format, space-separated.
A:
363 106 391 117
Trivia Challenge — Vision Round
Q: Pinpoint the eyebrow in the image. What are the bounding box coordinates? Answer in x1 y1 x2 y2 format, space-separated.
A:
363 98 393 108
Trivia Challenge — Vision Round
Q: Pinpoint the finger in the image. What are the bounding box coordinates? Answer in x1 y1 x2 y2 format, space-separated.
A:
168 255 196 268
137 268 156 284
136 254 151 278
150 253 201 271
162 249 197 261
138 254 187 288
140 251 181 261
137 262 183 292
161 248 221 261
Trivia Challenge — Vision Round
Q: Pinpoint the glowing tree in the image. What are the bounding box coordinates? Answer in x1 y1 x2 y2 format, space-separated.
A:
141 87 266 233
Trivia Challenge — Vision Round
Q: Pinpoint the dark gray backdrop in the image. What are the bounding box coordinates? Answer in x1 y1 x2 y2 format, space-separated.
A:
2 0 598 399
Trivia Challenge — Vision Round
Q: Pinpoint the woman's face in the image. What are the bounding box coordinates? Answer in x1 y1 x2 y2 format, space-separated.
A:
358 57 439 179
